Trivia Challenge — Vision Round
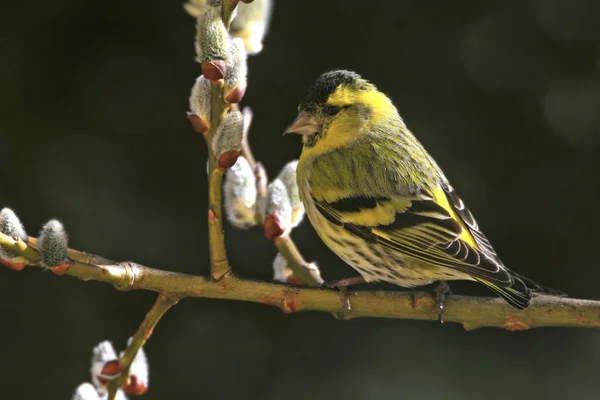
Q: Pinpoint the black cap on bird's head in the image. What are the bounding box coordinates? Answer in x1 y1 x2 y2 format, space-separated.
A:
285 70 372 139
298 70 368 112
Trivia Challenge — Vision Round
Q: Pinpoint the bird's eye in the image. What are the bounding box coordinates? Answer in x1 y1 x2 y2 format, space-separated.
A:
325 105 340 116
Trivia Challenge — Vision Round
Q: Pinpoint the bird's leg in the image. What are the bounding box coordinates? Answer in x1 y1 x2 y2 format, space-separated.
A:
434 281 451 323
325 276 366 319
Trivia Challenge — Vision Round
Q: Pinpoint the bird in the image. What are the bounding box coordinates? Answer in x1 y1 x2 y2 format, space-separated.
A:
285 69 559 313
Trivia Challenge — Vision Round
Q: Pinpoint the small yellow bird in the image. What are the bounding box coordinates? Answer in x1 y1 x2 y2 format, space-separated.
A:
286 70 557 311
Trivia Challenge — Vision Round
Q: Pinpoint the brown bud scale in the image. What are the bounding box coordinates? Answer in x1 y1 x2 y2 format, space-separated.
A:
264 214 285 241
225 83 247 104
187 112 209 134
202 60 226 81
122 375 148 395
0 259 25 271
217 150 240 170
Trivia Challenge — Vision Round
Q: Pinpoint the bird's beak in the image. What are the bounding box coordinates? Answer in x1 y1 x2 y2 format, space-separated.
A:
284 112 319 136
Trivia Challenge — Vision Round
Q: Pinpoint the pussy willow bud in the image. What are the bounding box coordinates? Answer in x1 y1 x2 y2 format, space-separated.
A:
188 76 212 134
272 252 298 284
91 341 118 393
120 338 149 396
263 179 292 240
0 208 28 270
72 383 100 400
38 219 69 270
196 0 229 80
224 157 257 228
272 253 322 286
224 38 248 103
276 160 305 228
230 0 272 55
213 110 243 169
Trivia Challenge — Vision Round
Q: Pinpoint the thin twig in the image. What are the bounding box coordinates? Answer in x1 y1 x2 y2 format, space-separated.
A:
205 80 232 281
275 236 323 286
2 232 598 331
106 294 180 400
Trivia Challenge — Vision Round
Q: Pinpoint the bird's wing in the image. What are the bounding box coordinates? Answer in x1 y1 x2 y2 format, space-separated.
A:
313 184 532 308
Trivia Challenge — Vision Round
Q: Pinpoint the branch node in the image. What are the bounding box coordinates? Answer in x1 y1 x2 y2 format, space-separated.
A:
0 258 26 271
280 293 299 314
211 264 233 282
502 316 530 331
50 261 71 275
208 209 217 222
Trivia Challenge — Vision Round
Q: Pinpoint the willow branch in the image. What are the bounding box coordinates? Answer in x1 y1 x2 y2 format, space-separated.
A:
107 294 179 400
2 232 598 331
204 81 232 281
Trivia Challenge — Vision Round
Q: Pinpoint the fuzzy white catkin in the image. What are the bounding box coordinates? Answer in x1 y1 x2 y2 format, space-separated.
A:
195 0 229 63
224 157 257 228
276 160 305 228
0 208 28 260
72 383 101 400
73 384 127 400
212 110 244 156
272 252 292 283
265 179 292 232
189 76 212 124
90 341 118 393
272 252 322 284
225 39 247 90
230 0 273 55
37 219 68 268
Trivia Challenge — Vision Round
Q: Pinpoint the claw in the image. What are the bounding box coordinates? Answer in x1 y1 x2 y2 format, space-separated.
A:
434 281 451 323
325 276 365 319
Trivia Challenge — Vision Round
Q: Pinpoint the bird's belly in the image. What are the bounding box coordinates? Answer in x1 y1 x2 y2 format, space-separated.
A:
306 206 451 288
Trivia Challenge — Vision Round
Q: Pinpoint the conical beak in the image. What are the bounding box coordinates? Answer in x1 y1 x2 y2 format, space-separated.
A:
284 112 319 136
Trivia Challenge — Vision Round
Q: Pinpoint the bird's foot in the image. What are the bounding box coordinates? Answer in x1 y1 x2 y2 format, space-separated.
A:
434 281 451 323
325 276 366 289
325 276 366 319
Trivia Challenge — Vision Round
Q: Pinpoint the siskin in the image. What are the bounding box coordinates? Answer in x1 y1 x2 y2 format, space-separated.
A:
286 70 559 310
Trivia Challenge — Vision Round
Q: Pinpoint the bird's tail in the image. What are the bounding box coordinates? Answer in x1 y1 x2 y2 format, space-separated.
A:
475 272 565 310
511 272 566 297
473 276 532 310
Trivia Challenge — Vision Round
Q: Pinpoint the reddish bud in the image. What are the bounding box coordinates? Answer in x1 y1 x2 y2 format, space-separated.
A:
122 374 148 396
201 60 226 81
50 262 70 275
0 258 25 271
208 209 217 222
217 150 240 170
224 83 247 104
286 276 302 285
264 214 285 241
187 112 209 134
96 359 121 385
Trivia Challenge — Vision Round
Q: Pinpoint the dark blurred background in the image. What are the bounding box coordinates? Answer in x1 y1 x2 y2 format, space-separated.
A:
1 0 600 399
